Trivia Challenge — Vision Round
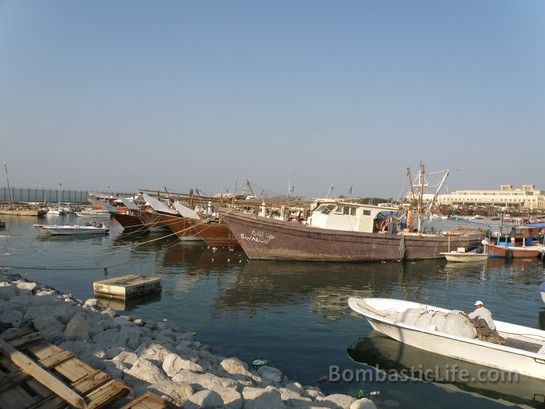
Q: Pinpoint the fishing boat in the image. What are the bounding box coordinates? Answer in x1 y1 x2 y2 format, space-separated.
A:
33 223 109 235
221 207 481 262
143 195 203 240
193 220 240 248
222 164 481 261
440 247 489 262
483 237 545 259
0 219 5 229
105 198 149 233
348 297 545 379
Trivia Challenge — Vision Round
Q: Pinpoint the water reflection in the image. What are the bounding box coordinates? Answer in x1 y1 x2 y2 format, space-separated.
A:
97 292 162 311
348 332 545 408
214 260 454 319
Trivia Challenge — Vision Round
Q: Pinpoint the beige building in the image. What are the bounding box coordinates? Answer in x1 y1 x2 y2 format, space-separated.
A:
437 185 545 210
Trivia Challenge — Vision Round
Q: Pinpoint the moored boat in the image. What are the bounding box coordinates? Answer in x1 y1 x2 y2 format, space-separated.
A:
33 223 109 235
75 209 110 217
0 207 48 217
193 220 240 248
348 297 545 379
221 207 481 262
440 248 489 262
484 242 544 259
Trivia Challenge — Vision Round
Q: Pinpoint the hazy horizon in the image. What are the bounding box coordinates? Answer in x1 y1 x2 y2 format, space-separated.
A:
2 1 544 197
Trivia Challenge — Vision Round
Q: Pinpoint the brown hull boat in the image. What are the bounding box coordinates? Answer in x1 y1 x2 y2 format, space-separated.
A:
161 214 203 241
485 243 544 259
221 211 482 262
138 211 172 232
193 221 240 248
112 213 149 233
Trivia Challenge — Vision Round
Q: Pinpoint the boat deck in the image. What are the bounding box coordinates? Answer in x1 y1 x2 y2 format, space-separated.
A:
504 337 543 353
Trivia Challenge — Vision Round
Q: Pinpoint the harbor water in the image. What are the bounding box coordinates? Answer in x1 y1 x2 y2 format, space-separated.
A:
1 215 545 408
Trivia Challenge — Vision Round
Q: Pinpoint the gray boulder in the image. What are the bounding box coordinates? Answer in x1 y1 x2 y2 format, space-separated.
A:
172 369 236 390
316 394 356 408
148 379 193 406
184 389 223 409
163 352 204 377
64 314 90 340
242 386 287 409
127 357 168 385
258 365 283 385
350 398 377 409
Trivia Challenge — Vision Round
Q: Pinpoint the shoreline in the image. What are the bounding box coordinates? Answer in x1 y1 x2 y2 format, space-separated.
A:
0 270 377 409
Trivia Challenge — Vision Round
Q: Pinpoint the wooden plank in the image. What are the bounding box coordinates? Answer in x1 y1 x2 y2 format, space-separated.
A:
71 370 111 395
120 392 177 409
85 379 130 409
39 351 75 369
0 339 86 409
55 357 97 383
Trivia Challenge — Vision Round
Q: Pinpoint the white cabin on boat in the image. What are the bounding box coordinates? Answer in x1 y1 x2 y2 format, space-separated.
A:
307 201 398 233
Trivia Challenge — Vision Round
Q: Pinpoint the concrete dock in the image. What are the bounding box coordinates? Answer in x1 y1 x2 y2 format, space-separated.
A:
93 274 161 300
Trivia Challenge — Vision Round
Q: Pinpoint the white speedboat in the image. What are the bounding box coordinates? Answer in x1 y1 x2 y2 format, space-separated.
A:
33 224 109 235
348 297 545 379
440 249 489 262
75 209 110 217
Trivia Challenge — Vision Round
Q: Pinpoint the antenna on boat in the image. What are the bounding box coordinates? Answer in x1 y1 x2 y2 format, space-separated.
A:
326 184 335 198
417 162 425 233
4 162 14 210
288 165 292 198
424 168 449 220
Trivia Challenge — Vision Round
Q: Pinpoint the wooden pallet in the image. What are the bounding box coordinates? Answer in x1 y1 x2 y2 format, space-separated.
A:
0 328 131 408
120 392 177 409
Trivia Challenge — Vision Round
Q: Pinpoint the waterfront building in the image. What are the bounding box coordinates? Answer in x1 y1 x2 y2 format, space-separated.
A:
437 185 545 210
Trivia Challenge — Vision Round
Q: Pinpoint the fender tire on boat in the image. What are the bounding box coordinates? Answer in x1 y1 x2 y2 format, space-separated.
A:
506 249 513 259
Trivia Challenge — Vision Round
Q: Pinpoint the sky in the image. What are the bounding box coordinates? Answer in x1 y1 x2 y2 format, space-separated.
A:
1 1 544 198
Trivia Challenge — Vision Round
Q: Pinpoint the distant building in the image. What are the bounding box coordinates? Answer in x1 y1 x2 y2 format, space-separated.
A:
437 185 545 210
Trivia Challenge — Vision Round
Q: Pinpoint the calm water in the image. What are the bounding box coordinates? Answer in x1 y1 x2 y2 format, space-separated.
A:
1 215 545 408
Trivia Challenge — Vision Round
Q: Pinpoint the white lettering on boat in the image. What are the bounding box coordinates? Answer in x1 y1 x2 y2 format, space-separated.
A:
240 230 276 244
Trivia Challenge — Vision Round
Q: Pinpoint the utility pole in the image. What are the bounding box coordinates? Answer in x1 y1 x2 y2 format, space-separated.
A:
4 162 14 209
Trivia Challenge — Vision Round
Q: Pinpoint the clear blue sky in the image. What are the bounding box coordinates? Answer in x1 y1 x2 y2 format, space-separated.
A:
1 1 544 197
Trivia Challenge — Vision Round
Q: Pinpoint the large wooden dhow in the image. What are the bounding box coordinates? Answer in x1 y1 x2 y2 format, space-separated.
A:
221 202 482 262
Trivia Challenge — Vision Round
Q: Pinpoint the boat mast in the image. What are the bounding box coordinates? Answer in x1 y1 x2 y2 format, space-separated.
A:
4 162 14 210
417 162 425 233
424 169 449 220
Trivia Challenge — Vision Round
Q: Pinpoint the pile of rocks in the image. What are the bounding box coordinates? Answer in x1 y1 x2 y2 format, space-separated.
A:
0 272 377 409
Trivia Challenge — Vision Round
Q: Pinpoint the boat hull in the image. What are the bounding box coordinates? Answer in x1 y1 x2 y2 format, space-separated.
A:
193 221 240 248
112 213 149 233
349 298 545 380
441 253 489 262
221 212 481 262
160 214 203 241
138 211 172 233
485 243 543 259
33 225 109 235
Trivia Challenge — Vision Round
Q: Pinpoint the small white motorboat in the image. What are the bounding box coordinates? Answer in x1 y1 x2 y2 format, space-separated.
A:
440 247 489 262
33 224 109 236
75 209 110 217
348 297 545 379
